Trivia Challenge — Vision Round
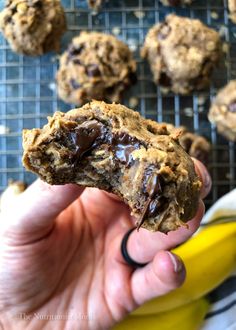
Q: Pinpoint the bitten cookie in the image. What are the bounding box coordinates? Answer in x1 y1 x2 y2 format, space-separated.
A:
56 32 137 105
208 80 236 141
0 0 66 56
141 14 222 94
167 124 211 165
22 101 201 233
228 0 236 23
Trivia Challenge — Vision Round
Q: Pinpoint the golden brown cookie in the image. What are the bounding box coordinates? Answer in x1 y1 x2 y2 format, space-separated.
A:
22 101 201 233
56 32 137 105
141 14 222 94
0 0 66 56
208 80 236 141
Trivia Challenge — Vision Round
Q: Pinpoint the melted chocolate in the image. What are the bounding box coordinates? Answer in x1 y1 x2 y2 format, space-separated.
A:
228 102 236 113
146 196 167 218
70 120 106 159
146 172 162 198
112 132 140 165
137 168 165 228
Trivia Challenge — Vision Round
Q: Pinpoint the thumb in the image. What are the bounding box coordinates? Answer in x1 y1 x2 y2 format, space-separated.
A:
0 179 84 243
131 251 186 306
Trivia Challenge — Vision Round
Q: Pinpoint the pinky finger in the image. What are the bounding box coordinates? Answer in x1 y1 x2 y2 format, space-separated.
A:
131 250 186 306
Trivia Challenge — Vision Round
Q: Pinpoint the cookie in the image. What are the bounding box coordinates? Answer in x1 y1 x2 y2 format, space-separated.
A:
56 32 137 105
141 14 222 94
0 0 66 56
208 80 236 141
22 101 201 233
167 124 211 165
228 0 236 23
160 0 192 6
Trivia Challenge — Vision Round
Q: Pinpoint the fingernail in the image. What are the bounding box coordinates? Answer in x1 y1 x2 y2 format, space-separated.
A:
167 252 183 273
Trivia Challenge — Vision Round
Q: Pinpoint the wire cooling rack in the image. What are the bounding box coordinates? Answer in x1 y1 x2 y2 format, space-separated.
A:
0 0 235 208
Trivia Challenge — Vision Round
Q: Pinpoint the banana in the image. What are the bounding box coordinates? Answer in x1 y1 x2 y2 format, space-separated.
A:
113 296 209 330
133 222 236 315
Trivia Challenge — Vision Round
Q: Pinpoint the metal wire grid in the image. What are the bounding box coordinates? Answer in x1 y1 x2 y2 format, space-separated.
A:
0 0 236 208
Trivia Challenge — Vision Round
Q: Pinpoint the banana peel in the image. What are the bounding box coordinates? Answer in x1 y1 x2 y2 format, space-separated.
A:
113 296 209 330
133 222 236 315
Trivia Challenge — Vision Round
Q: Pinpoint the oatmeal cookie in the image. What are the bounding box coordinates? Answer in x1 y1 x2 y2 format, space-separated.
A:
208 80 236 141
56 32 136 105
0 0 66 56
141 14 222 94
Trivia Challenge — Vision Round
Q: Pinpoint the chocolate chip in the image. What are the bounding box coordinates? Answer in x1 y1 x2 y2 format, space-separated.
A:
112 132 141 165
70 79 81 89
68 44 84 57
70 120 107 159
146 196 167 218
4 16 12 24
86 64 101 77
32 0 43 9
11 6 17 15
72 59 81 65
157 23 171 40
159 72 171 87
228 102 236 113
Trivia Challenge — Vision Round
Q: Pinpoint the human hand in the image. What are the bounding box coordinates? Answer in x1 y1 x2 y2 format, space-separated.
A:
0 159 211 330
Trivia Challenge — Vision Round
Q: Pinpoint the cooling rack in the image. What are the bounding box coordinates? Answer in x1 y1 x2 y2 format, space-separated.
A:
0 0 236 208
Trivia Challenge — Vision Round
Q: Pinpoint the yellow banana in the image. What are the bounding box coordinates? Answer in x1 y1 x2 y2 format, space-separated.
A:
133 222 236 315
113 296 209 330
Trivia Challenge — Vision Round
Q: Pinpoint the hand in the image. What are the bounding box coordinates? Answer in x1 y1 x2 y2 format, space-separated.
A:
0 159 211 330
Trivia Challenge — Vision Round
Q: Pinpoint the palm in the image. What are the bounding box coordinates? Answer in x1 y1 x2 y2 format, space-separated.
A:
0 188 137 329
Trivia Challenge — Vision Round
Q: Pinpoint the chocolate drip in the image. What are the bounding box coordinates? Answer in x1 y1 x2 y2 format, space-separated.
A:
112 132 140 165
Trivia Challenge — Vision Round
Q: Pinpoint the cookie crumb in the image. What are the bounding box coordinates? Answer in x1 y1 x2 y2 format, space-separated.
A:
184 107 193 117
134 10 145 19
112 27 121 36
211 11 219 20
